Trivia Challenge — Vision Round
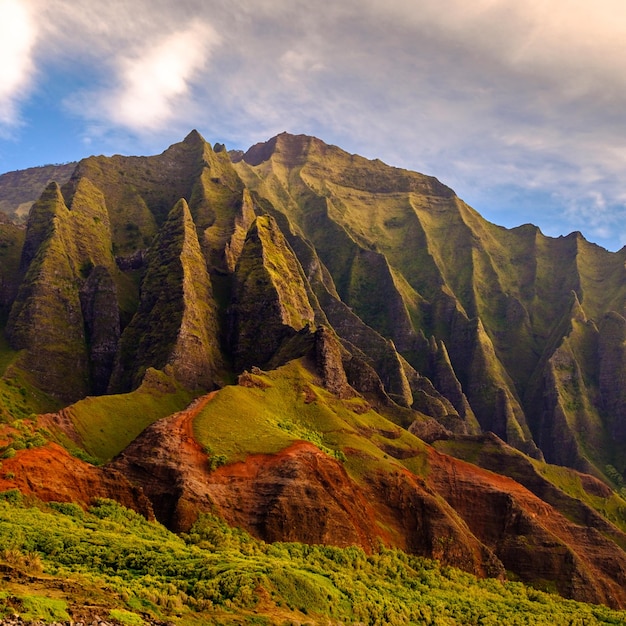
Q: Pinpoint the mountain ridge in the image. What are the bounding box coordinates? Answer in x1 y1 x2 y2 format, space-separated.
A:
1 130 626 613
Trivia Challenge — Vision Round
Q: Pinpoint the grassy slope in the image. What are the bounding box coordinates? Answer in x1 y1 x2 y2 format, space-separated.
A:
195 359 626 544
193 358 428 480
60 369 195 463
0 497 624 625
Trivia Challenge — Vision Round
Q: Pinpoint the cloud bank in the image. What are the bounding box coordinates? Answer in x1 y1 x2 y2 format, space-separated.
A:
3 0 626 248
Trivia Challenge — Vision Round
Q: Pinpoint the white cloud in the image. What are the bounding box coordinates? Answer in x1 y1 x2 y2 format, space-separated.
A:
280 49 325 84
65 19 219 134
5 0 626 248
106 20 218 131
0 0 38 128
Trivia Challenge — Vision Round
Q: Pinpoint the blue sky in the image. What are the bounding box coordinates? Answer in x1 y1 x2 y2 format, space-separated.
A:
2 1 626 251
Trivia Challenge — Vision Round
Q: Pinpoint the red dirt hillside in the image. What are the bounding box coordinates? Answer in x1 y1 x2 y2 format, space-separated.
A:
0 440 153 517
109 391 626 609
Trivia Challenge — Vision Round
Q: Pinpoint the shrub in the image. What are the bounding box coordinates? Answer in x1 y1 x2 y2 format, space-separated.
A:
108 609 145 626
0 489 21 504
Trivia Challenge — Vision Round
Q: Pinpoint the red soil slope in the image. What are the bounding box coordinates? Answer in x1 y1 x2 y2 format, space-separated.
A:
109 392 626 608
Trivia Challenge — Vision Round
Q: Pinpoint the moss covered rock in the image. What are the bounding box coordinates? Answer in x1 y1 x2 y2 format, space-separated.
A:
111 199 222 391
229 214 315 371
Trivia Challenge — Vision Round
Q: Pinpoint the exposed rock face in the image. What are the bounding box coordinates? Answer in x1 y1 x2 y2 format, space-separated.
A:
205 442 384 550
425 336 480 433
80 266 120 394
313 284 415 407
4 133 626 476
450 316 541 459
0 443 153 518
233 133 626 472
18 182 62 271
229 215 316 371
0 162 76 223
313 325 355 399
109 393 220 532
526 294 604 474
5 178 122 401
427 447 626 608
0 222 25 312
110 389 626 607
408 416 452 443
115 249 146 270
110 394 499 576
223 189 257 272
110 199 222 392
7 131 626 609
436 432 626 552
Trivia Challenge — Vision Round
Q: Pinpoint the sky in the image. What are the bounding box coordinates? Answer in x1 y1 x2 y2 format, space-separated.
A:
1 1 626 251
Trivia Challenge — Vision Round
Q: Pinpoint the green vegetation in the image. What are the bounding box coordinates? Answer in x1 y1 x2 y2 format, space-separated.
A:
0 497 623 625
235 133 626 479
6 131 626 620
4 177 123 402
230 214 316 371
0 593 70 623
536 461 626 534
194 359 428 478
0 418 47 459
112 199 222 392
0 337 61 420
60 368 195 463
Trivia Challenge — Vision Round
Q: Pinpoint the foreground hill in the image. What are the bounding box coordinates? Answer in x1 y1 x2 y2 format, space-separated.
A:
1 131 626 614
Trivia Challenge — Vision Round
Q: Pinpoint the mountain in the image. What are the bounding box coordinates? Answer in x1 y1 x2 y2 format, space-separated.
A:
1 131 626 620
0 163 76 223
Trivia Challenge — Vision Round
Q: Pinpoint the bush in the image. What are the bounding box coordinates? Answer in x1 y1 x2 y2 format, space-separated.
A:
0 489 21 504
108 609 144 626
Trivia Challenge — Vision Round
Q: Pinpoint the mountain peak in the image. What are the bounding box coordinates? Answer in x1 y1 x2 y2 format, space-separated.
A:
5 130 626 615
182 129 207 146
241 132 327 166
241 135 279 166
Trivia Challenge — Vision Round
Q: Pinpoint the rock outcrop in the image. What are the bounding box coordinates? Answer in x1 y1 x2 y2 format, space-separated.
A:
110 199 222 392
110 386 626 607
229 215 316 371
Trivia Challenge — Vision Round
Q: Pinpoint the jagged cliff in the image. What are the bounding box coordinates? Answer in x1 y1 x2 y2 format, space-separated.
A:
2 130 626 607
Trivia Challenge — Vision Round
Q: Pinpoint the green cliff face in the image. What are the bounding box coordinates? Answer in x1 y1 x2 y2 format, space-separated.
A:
2 130 626 482
232 133 626 475
5 132 626 614
229 214 316 371
111 199 222 392
5 179 120 400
